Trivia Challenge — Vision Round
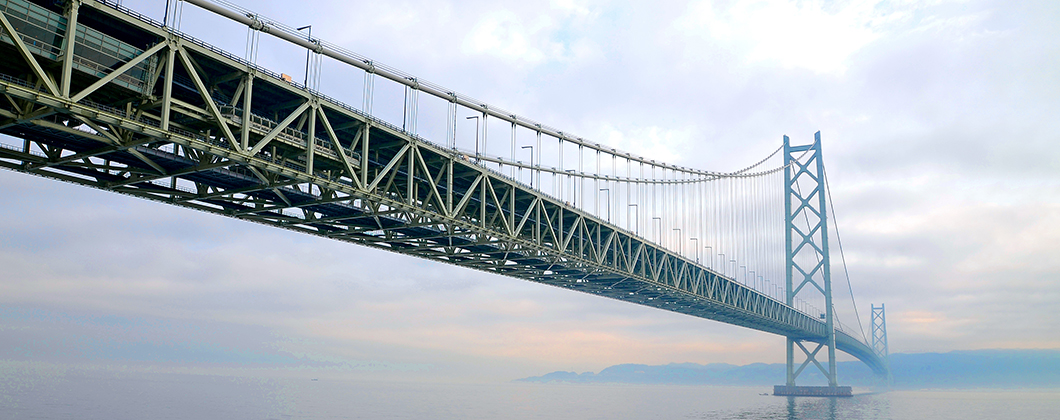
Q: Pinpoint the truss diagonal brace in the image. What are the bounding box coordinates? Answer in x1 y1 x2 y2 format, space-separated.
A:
175 45 240 152
249 100 312 155
0 11 59 96
72 42 168 103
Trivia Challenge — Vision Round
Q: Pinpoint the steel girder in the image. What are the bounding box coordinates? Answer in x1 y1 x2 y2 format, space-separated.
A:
0 0 886 376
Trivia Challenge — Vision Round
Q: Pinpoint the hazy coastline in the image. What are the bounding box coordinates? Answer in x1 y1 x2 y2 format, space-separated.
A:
517 349 1060 389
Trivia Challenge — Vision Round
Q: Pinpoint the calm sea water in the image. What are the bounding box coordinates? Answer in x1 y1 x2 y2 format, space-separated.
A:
2 366 1058 420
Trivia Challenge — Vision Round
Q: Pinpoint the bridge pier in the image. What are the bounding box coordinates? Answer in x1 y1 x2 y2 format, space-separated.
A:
773 385 852 397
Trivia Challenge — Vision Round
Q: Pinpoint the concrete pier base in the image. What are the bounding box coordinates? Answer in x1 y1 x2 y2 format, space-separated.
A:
773 385 852 397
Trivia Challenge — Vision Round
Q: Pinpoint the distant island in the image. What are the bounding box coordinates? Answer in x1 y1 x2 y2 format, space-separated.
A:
516 349 1060 389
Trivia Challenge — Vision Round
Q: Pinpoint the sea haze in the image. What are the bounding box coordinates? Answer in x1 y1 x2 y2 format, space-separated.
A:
517 349 1060 389
2 362 1058 420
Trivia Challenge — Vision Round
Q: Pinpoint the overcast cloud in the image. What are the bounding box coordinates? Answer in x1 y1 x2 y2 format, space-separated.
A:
1 0 1057 382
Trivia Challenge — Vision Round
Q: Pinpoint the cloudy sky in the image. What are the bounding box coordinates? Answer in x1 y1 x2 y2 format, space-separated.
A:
1 0 1058 382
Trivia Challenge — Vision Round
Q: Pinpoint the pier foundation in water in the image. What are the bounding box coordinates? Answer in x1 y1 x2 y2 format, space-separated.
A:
773 385 853 397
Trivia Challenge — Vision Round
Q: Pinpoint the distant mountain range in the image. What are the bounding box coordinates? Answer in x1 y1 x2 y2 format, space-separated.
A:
516 350 1060 388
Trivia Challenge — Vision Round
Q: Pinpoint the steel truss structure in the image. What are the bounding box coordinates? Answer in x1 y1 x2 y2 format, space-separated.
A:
0 0 886 376
785 132 839 386
872 305 890 359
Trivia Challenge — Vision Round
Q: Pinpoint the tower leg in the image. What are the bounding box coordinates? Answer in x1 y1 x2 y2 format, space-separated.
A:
786 338 795 387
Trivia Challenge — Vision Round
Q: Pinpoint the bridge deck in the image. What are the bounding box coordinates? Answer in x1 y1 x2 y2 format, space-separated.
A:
0 0 885 375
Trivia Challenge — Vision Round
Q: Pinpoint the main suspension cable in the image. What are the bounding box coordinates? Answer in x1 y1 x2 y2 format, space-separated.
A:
824 167 870 345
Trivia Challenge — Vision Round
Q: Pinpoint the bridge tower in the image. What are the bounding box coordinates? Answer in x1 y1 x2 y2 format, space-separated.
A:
776 132 849 396
872 304 889 358
872 304 892 383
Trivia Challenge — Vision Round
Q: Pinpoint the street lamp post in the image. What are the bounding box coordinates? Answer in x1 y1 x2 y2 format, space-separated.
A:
296 25 312 88
652 217 662 244
690 238 699 263
599 188 610 222
673 228 682 256
521 145 534 187
566 170 577 206
628 204 638 235
466 116 480 161
705 245 713 269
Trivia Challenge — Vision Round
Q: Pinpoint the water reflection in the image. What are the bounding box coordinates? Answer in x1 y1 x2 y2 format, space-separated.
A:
699 394 891 420
6 366 1052 420
779 396 836 420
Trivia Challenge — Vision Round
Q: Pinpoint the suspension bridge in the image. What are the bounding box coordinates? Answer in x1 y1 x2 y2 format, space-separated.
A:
0 0 889 394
